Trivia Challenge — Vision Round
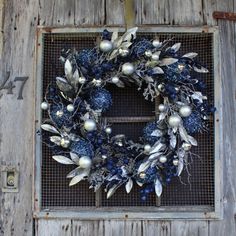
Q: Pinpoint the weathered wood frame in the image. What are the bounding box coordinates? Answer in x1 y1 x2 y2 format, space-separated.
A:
34 26 222 220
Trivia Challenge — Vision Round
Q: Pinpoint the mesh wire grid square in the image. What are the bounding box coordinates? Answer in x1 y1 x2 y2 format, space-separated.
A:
41 31 214 209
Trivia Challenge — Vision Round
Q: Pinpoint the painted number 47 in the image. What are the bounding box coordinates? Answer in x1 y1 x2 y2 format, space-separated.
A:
0 71 29 100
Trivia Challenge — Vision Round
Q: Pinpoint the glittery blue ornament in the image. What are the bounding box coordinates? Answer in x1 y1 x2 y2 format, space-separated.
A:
136 166 158 184
102 29 112 40
143 121 159 145
131 39 153 58
89 88 112 111
49 105 73 128
183 111 203 134
70 140 94 158
76 49 98 69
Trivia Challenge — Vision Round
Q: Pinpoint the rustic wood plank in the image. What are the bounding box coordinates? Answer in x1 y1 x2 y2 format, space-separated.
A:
209 18 236 236
0 0 38 235
171 221 208 236
0 0 4 58
202 0 217 25
106 0 142 26
168 0 203 25
39 0 75 26
36 219 71 236
104 220 125 236
75 0 105 26
142 221 171 236
72 220 104 236
141 0 170 25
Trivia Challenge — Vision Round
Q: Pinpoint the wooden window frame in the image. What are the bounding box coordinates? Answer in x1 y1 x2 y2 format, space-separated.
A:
33 26 222 220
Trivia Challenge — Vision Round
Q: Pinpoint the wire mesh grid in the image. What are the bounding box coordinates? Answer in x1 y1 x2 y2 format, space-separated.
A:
41 31 214 209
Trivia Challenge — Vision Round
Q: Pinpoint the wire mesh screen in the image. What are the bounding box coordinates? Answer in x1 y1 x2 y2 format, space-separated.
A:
41 31 214 209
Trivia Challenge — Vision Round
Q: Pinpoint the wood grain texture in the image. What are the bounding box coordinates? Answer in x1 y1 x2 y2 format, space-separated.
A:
171 221 208 236
36 219 72 236
105 0 142 26
0 0 38 235
142 221 171 236
75 0 105 26
72 220 104 236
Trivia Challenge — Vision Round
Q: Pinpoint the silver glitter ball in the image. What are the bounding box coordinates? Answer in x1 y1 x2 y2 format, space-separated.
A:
158 104 166 112
105 127 112 134
139 172 146 179
157 84 164 92
152 39 161 48
145 50 152 57
178 63 185 71
79 156 92 169
60 138 70 148
56 110 64 117
111 76 119 84
173 159 179 166
182 142 192 151
151 52 160 61
159 156 167 163
78 76 86 84
144 144 151 153
67 104 75 112
122 63 135 75
84 119 96 131
179 105 192 117
92 79 102 87
168 115 181 127
99 40 113 52
119 48 129 57
102 155 107 159
41 102 49 110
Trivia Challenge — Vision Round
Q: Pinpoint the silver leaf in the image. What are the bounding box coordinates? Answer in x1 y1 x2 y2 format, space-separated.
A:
179 125 189 143
66 167 81 178
177 157 184 176
41 124 59 134
69 169 89 186
155 178 163 197
193 65 209 73
52 155 74 165
56 77 73 92
152 66 164 74
136 181 144 187
159 112 167 120
109 49 119 60
191 92 207 103
70 152 80 164
107 183 120 199
171 43 181 52
111 31 119 42
150 142 164 154
182 52 198 59
144 76 154 83
115 80 125 88
188 135 198 146
122 27 138 42
125 178 133 194
151 129 162 137
65 59 73 79
121 42 133 48
159 58 178 66
50 136 61 145
138 161 151 173
170 133 177 148
148 152 162 161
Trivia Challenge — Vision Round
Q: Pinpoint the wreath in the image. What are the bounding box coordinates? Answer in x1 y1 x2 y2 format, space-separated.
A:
40 27 215 201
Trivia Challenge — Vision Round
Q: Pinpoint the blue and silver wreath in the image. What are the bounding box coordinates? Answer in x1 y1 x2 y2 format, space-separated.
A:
40 27 215 201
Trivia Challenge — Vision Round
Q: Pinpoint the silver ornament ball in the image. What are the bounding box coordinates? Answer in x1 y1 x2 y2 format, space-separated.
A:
92 79 102 87
67 104 75 112
79 156 92 169
41 102 49 110
179 105 192 117
60 138 70 148
145 50 152 57
102 155 107 159
152 39 161 48
151 52 160 61
56 110 64 117
144 144 151 153
84 119 96 131
122 63 135 75
105 127 112 134
159 156 167 163
173 159 179 166
78 76 86 84
139 172 146 179
182 142 192 151
111 76 119 84
157 84 164 92
119 48 129 57
99 40 113 52
158 104 166 112
178 63 185 71
168 115 181 127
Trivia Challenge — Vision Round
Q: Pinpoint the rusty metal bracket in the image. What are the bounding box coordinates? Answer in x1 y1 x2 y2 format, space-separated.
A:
213 11 236 21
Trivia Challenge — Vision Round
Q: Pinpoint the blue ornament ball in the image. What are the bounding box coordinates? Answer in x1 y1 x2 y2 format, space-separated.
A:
183 111 203 134
70 140 94 158
143 121 159 145
89 88 112 112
